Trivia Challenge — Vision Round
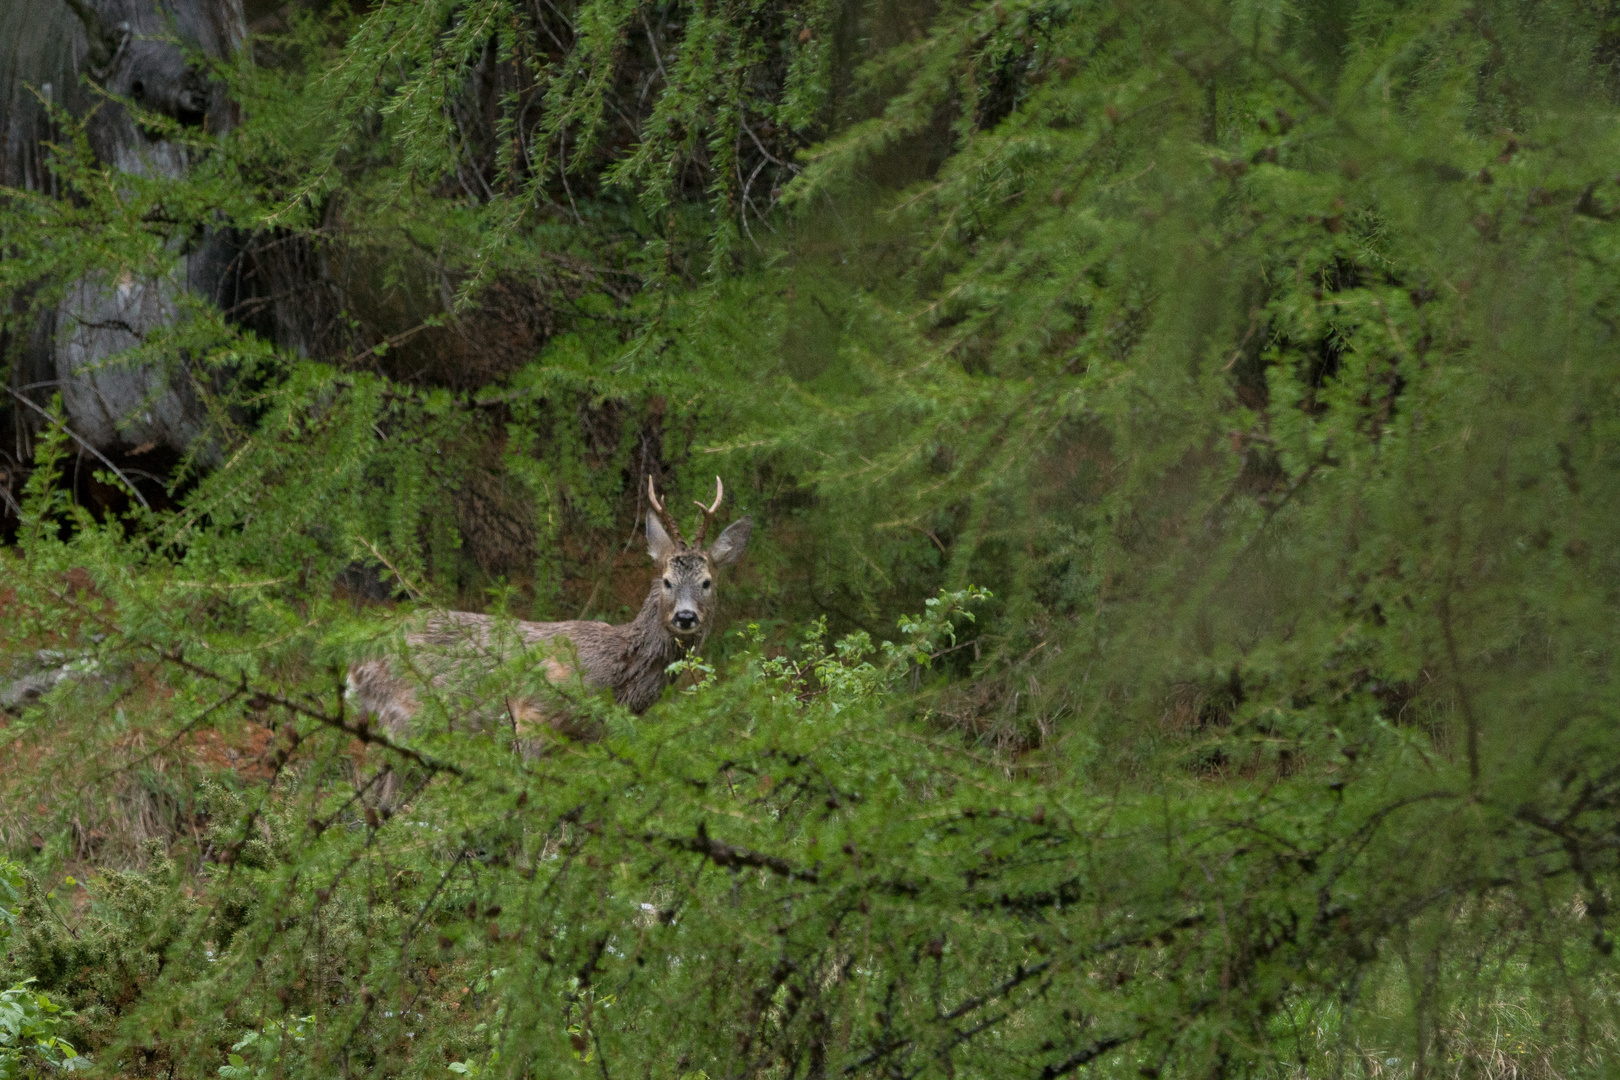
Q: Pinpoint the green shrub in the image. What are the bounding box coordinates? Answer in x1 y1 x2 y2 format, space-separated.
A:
0 861 84 1077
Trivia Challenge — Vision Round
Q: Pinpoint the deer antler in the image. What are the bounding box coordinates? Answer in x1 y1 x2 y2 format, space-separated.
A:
691 476 724 547
647 474 689 549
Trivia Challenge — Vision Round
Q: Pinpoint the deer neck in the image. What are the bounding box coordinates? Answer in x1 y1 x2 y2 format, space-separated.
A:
616 584 695 713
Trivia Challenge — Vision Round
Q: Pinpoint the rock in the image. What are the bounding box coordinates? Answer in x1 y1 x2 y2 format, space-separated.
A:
0 650 87 711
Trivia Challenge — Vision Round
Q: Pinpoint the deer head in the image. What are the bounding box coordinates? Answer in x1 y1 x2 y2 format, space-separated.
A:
646 476 752 640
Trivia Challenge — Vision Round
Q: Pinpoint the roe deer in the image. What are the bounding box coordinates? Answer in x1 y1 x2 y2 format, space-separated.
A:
347 477 752 750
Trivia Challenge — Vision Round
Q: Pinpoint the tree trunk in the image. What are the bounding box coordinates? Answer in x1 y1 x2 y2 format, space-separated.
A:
0 0 244 466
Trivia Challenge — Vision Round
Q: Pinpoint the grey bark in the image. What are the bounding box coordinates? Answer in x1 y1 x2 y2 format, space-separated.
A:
1 0 244 456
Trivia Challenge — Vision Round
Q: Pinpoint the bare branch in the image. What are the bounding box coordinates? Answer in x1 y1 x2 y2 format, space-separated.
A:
6 388 152 510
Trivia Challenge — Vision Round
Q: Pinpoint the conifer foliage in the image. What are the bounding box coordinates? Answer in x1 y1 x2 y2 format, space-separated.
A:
1 1 1618 1077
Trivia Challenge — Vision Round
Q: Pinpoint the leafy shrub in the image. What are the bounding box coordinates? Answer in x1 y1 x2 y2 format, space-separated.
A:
0 980 82 1078
0 860 84 1077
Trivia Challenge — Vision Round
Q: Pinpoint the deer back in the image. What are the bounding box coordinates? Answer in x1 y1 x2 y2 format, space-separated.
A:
346 586 680 751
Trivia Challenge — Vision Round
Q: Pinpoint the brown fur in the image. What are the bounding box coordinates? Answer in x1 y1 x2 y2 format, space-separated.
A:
346 500 752 753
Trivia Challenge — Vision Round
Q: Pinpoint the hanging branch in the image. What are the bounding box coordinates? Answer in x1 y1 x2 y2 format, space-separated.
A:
6 388 152 510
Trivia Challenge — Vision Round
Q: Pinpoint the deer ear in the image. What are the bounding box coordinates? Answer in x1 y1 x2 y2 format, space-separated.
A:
646 509 676 562
707 516 752 567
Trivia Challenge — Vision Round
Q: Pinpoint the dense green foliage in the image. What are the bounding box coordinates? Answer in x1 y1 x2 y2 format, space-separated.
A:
0 860 83 1076
2 0 1619 1076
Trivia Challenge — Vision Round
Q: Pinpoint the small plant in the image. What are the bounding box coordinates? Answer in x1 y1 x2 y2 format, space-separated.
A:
563 988 615 1062
217 1015 313 1079
752 586 992 710
665 653 718 693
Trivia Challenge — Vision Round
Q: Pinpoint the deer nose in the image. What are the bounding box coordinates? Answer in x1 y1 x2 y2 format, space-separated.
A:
672 610 699 631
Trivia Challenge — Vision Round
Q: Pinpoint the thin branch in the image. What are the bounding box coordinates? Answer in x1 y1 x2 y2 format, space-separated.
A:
1437 592 1481 789
649 821 820 882
91 679 248 782
640 9 671 87
6 388 152 510
1038 1033 1136 1079
160 649 465 777
355 534 426 600
740 116 797 173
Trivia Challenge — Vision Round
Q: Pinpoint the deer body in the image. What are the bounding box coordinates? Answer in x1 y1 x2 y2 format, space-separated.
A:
348 478 751 748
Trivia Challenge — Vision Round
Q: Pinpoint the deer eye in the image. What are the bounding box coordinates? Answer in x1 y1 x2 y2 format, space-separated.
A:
702 580 712 590
663 578 673 589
